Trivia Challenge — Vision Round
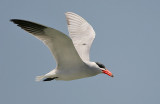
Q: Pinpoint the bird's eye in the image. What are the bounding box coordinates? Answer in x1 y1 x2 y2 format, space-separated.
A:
95 62 105 68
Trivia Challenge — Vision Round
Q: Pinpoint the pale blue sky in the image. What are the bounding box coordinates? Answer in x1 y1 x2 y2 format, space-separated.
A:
1 0 160 104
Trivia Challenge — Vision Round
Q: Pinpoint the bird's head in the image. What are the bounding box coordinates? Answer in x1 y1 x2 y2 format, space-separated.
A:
96 62 114 77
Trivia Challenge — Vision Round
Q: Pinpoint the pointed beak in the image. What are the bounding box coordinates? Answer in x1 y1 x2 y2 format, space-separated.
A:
102 69 114 77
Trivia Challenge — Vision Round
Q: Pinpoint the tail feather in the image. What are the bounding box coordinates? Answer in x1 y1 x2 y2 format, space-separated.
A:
35 75 45 82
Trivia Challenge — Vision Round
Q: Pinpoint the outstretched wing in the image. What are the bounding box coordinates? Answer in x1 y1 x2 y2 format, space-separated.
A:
65 12 96 62
11 19 83 69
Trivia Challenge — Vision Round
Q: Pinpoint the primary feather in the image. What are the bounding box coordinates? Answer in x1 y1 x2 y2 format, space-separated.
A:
66 12 95 62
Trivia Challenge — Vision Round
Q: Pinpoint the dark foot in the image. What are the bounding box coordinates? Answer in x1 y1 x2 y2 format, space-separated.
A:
43 77 58 81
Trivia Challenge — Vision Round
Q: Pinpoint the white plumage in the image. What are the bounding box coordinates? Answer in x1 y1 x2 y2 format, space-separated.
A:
66 12 95 61
11 12 113 81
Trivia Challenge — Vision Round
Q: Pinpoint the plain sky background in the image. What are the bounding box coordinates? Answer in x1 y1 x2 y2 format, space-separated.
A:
0 0 160 104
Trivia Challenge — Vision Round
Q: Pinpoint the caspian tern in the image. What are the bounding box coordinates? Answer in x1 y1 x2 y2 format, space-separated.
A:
10 12 113 81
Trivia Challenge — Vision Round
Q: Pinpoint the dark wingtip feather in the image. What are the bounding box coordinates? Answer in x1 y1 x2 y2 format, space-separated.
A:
10 19 18 25
10 19 14 22
10 19 47 34
10 19 15 22
10 19 24 24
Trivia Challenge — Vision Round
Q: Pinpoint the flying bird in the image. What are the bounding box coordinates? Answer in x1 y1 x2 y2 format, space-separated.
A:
10 12 113 81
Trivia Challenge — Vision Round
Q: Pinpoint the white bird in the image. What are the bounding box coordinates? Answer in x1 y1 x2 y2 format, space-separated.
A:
10 12 113 81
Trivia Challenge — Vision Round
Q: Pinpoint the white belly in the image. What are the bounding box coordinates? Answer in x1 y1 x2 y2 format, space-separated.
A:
55 67 101 81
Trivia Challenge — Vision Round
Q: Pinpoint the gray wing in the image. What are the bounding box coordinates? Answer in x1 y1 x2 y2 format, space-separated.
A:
65 12 95 62
11 19 83 69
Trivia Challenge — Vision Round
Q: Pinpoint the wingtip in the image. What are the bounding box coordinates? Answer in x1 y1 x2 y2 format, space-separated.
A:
10 19 28 24
65 12 72 17
10 19 14 22
10 19 19 24
65 12 73 14
65 12 77 16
